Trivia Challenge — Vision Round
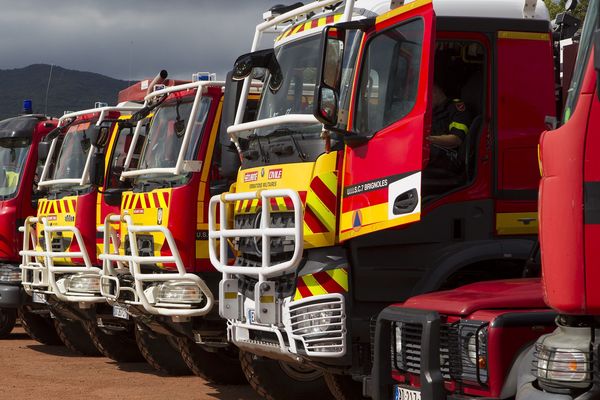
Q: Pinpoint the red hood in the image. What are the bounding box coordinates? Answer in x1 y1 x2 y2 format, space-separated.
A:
402 279 546 316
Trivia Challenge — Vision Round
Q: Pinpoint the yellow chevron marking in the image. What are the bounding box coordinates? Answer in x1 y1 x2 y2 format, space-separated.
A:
326 268 348 291
301 274 328 296
140 193 147 209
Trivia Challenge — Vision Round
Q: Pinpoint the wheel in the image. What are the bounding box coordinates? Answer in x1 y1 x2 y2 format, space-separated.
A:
135 325 191 376
18 306 62 345
53 318 101 356
239 350 334 400
0 308 17 339
324 372 366 400
175 336 247 384
82 319 144 362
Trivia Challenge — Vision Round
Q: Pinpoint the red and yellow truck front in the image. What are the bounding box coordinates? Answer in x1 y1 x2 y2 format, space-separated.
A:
20 106 141 306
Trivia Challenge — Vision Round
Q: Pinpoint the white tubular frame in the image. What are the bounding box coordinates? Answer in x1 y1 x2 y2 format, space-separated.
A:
208 189 304 281
120 80 225 178
38 105 143 188
231 0 355 135
19 216 103 303
98 214 215 317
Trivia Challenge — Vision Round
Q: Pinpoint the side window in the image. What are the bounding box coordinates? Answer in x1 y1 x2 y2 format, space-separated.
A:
354 18 424 134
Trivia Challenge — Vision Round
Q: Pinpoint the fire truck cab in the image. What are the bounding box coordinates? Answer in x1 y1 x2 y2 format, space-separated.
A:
209 0 556 398
0 108 57 338
515 0 600 398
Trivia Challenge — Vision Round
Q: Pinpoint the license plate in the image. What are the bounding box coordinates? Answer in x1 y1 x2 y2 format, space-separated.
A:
247 309 255 324
32 292 46 304
394 386 421 400
112 305 129 320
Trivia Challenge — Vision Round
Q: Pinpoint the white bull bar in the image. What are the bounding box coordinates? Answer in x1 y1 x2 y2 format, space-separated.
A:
19 216 104 303
208 189 303 325
98 214 215 317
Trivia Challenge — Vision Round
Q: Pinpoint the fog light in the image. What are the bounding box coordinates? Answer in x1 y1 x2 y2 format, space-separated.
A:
0 264 21 283
66 274 101 293
156 282 204 304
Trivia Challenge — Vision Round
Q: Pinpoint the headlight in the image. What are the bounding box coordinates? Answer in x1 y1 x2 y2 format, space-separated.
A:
295 304 336 335
66 274 101 293
156 282 204 304
460 322 488 384
537 346 590 383
393 322 404 369
0 264 21 283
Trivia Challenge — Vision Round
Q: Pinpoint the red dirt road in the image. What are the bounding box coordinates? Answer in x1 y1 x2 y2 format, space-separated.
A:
0 327 261 400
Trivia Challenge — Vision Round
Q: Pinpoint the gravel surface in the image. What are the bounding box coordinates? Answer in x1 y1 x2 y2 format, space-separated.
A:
0 326 261 400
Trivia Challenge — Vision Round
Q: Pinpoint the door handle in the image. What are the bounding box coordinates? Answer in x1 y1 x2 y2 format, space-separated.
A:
393 189 418 215
517 217 537 225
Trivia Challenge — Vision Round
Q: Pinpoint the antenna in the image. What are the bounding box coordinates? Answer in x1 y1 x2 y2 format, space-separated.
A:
44 64 54 116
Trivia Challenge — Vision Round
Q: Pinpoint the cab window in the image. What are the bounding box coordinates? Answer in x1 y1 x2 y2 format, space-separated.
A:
354 18 424 134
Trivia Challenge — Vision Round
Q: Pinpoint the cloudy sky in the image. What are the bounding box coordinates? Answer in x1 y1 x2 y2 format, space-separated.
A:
0 0 298 81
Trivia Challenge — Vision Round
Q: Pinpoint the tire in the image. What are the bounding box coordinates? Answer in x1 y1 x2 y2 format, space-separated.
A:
135 325 191 376
82 319 144 362
175 336 247 384
53 318 101 356
0 308 17 339
324 372 366 400
239 350 334 400
18 306 62 345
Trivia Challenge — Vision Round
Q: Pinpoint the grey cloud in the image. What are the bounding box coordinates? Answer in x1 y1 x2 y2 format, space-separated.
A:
0 0 298 80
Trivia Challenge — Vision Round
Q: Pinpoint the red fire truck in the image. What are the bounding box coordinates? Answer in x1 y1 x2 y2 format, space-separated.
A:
208 0 556 398
0 105 57 339
19 99 148 359
514 0 600 398
98 73 260 380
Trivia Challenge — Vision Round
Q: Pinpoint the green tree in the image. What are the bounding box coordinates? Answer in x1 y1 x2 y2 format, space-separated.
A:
544 0 589 21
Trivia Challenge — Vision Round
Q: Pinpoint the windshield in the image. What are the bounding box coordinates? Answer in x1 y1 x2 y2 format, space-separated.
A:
51 123 94 181
564 0 599 122
254 35 323 137
0 138 31 198
135 95 212 181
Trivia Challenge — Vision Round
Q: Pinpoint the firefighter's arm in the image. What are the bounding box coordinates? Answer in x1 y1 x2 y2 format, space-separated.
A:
426 134 462 148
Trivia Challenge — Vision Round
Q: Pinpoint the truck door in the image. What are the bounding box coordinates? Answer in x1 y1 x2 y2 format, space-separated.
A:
339 0 435 241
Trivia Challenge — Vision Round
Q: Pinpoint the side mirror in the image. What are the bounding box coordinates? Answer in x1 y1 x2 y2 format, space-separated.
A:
86 125 110 148
313 26 345 126
232 49 282 92
316 86 339 126
37 141 51 162
90 152 105 187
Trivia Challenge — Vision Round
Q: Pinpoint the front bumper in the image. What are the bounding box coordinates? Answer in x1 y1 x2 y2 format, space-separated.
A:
19 216 104 304
227 292 347 363
99 213 214 318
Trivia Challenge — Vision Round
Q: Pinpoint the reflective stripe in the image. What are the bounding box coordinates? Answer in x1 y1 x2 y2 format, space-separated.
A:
449 121 469 135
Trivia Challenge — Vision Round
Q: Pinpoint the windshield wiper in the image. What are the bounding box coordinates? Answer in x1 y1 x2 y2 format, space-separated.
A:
247 133 269 163
130 95 168 124
267 128 307 161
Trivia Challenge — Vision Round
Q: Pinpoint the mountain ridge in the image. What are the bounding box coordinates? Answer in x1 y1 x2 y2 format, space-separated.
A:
0 64 131 120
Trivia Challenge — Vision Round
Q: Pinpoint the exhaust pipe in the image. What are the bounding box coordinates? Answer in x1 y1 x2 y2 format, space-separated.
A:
147 70 168 94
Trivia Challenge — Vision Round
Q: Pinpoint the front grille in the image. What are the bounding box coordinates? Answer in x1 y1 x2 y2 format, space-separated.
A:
287 295 345 356
124 234 154 258
234 211 296 262
39 235 71 253
393 320 486 384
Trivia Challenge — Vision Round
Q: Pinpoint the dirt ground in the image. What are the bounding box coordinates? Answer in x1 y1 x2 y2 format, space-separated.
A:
0 326 261 400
